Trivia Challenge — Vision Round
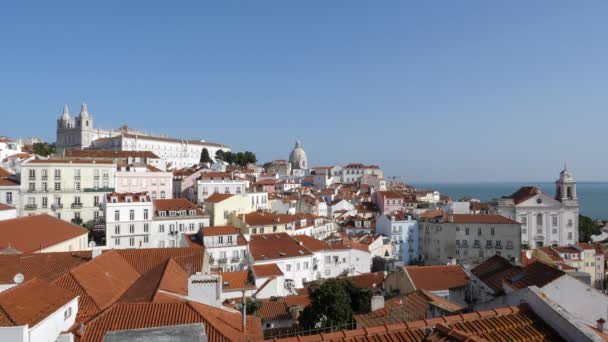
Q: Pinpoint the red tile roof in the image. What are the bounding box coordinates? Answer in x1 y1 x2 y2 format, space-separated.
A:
354 290 463 328
339 272 385 290
0 215 88 253
504 261 565 290
77 301 262 342
0 178 19 186
249 233 313 261
112 247 205 275
0 278 76 327
292 235 330 252
0 166 13 177
271 305 561 342
106 192 151 203
0 251 92 284
252 264 284 278
153 198 205 216
206 193 235 203
470 255 522 293
404 265 469 291
221 271 256 292
505 186 543 205
0 203 15 211
203 226 241 236
258 295 311 322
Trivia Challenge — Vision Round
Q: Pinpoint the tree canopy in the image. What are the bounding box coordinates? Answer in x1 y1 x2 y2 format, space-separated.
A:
298 279 372 332
200 148 213 164
25 142 55 157
579 214 600 242
214 149 257 167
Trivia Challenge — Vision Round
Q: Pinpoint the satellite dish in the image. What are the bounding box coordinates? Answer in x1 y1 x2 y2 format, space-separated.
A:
13 273 24 284
89 241 97 248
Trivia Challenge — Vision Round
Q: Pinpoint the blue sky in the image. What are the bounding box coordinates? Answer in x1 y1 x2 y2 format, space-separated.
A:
1 1 607 182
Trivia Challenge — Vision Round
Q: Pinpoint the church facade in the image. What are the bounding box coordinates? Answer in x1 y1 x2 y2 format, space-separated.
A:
56 103 230 169
493 167 579 248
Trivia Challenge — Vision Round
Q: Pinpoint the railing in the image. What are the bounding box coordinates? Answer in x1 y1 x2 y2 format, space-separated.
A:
24 204 37 210
231 257 240 263
71 203 83 209
218 258 227 264
495 245 503 249
54 176 61 181
52 204 63 210
41 176 47 180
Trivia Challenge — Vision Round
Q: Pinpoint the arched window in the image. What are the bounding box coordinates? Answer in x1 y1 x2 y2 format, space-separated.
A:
536 214 543 227
567 186 572 198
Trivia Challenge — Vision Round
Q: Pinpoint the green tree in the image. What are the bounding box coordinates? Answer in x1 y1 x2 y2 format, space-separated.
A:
298 279 369 332
579 214 600 242
29 142 55 156
215 150 224 161
200 148 213 164
243 151 257 165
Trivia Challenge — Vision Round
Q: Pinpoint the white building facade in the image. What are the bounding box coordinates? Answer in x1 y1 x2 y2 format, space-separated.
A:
493 167 579 248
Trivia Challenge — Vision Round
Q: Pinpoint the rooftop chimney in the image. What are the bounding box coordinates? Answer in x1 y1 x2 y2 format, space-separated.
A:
597 318 606 332
371 295 384 312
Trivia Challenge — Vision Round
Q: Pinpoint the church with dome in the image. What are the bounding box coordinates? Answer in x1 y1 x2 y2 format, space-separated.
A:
289 140 308 177
493 166 580 249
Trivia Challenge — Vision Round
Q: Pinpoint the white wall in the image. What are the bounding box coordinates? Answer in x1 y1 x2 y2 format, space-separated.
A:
29 297 78 342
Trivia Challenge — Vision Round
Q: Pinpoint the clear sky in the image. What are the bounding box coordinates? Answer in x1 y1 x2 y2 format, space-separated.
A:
1 1 607 182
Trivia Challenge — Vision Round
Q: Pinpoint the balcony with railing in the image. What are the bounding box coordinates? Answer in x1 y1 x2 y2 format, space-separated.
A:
51 203 63 211
71 203 83 209
24 204 37 210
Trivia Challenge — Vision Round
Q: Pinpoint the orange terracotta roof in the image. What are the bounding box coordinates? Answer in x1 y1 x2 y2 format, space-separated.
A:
378 191 403 199
203 226 241 236
221 271 256 292
77 301 262 342
0 251 91 284
0 166 13 177
0 278 76 327
339 272 385 289
470 255 522 293
206 193 235 203
292 235 330 252
106 192 151 203
112 247 205 275
0 215 88 253
153 198 205 216
419 210 444 219
252 264 284 278
354 290 463 328
272 305 560 342
249 233 313 261
0 178 19 186
505 186 543 205
0 203 15 211
504 261 564 290
404 265 469 291
258 295 311 322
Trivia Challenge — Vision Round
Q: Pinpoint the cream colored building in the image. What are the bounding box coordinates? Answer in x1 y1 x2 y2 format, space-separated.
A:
20 159 116 223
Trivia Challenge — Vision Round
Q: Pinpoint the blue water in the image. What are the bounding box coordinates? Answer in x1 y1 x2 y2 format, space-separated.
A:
413 182 608 220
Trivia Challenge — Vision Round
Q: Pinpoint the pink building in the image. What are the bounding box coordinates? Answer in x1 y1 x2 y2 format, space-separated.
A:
115 163 173 199
375 191 404 215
